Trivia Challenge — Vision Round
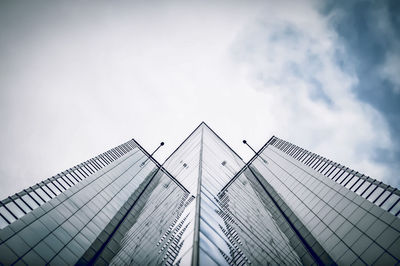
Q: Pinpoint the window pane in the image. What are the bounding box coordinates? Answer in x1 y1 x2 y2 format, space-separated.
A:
22 194 39 209
326 165 338 176
47 183 61 195
64 174 77 185
52 181 65 192
85 163 96 173
375 190 391 206
74 170 86 180
15 198 31 213
0 206 16 223
366 187 384 202
354 181 369 194
41 186 54 198
6 202 24 218
0 215 9 228
381 194 399 211
30 191 45 204
345 177 358 189
74 169 86 180
389 200 400 216
36 188 51 201
57 177 70 188
333 171 346 182
350 178 362 191
337 172 350 184
361 183 376 197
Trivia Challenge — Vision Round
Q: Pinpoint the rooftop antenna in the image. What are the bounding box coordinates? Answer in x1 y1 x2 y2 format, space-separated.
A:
141 142 164 167
243 140 268 164
242 140 257 154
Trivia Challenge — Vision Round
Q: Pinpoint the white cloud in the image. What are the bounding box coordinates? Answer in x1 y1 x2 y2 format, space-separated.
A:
229 0 394 184
0 0 396 199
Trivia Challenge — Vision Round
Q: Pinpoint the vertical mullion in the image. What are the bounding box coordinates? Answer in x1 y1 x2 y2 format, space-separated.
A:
8 196 27 215
191 125 204 266
17 193 33 211
0 201 18 220
42 181 57 197
24 189 41 206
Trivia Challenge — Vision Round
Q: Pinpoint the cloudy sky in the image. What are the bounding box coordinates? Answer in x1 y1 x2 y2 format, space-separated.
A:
0 0 399 199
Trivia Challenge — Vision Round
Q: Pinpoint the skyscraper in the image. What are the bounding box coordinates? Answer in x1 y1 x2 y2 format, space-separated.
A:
0 122 399 265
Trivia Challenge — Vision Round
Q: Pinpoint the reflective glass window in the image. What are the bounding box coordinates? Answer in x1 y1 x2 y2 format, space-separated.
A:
199 247 219 266
329 168 342 180
356 181 375 197
381 194 399 211
70 171 83 182
389 201 400 216
366 187 384 202
333 170 346 182
301 153 310 162
326 165 338 176
82 164 94 174
66 172 79 183
350 178 362 191
0 206 15 223
41 185 54 198
375 190 391 206
294 149 304 159
14 198 31 213
57 177 70 188
309 156 319 167
0 215 8 228
345 176 358 189
47 182 61 195
351 178 369 192
312 158 322 169
64 174 77 185
51 181 65 193
336 172 350 184
36 187 51 201
22 194 39 209
29 191 45 204
320 163 332 174
76 168 89 178
199 232 230 265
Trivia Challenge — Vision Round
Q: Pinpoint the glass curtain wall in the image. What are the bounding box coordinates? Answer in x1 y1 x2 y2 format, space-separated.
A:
250 141 400 264
0 142 156 265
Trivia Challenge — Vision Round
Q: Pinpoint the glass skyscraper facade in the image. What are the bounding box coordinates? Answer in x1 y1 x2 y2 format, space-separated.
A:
0 122 399 265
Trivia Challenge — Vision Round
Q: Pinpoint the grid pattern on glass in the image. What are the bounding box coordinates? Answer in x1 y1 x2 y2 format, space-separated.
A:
243 166 333 265
201 124 245 195
196 124 247 265
76 166 161 264
214 169 303 265
0 145 156 265
161 122 247 265
269 137 400 217
0 139 139 229
108 171 194 265
163 122 244 195
250 143 400 264
163 124 203 194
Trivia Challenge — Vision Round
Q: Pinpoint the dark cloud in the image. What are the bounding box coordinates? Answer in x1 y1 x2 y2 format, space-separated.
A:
322 0 400 186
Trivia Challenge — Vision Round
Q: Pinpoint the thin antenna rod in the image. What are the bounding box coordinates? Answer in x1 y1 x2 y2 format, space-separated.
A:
150 142 164 157
243 140 268 164
141 142 164 166
243 140 257 154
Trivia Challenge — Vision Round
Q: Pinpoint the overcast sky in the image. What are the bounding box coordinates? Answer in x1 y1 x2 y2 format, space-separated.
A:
0 0 399 199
